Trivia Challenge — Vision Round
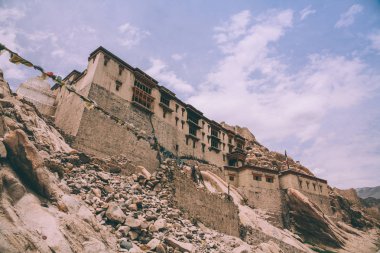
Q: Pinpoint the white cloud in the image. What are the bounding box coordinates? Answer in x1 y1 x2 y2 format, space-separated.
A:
0 7 25 22
299 6 316 20
117 22 150 49
188 9 380 168
0 6 28 82
171 53 186 61
368 31 380 53
214 10 251 46
146 58 194 94
335 4 363 28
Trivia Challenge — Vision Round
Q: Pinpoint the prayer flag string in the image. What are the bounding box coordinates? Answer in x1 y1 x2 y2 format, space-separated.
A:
0 42 131 128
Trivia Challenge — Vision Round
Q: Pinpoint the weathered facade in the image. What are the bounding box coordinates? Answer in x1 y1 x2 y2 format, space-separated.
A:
52 47 249 169
224 164 331 219
16 77 56 116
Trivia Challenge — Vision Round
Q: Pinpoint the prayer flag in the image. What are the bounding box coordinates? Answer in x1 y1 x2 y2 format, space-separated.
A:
9 53 33 67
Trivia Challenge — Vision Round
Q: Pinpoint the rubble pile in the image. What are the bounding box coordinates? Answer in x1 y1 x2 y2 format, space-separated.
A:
56 154 259 253
245 142 313 176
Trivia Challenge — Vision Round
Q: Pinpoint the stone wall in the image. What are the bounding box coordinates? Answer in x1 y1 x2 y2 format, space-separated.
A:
73 108 159 172
302 192 333 216
173 170 240 237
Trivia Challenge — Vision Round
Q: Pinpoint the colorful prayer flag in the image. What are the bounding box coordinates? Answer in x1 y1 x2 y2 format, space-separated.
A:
9 53 33 67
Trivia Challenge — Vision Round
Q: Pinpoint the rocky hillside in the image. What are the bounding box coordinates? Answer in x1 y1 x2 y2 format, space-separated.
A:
357 186 380 199
0 72 379 253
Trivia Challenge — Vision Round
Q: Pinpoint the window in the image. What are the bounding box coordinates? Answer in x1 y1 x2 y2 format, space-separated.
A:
181 108 185 117
202 132 205 140
223 143 226 151
160 95 170 107
115 80 122 91
189 125 197 136
132 87 154 110
223 155 226 161
229 175 234 181
211 128 219 137
175 117 179 126
175 104 179 112
306 181 310 189
118 65 123 75
299 180 303 188
202 143 205 153
163 111 166 118
319 185 323 192
313 183 316 191
266 177 274 183
202 121 205 128
254 175 262 181
211 138 219 149
134 80 152 94
181 121 184 129
192 140 196 149
228 137 232 144
175 144 179 151
104 55 110 66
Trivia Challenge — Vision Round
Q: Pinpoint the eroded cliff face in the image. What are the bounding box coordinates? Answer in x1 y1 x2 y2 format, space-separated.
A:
0 72 379 253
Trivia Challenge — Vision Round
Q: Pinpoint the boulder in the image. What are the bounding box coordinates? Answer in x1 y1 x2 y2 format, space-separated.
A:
125 216 142 229
105 203 126 223
4 129 62 200
147 238 160 250
165 237 194 253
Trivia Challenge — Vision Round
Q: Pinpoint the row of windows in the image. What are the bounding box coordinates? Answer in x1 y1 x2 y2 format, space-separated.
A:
253 175 274 183
299 180 323 192
134 80 152 94
228 175 274 183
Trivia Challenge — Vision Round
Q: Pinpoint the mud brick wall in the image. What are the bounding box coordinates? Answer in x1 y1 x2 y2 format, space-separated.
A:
173 170 240 237
74 108 159 172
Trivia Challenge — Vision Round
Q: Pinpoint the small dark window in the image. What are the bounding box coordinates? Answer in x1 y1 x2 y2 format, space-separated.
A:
118 65 123 75
254 175 262 181
266 177 274 183
181 108 185 116
115 80 122 91
175 144 179 151
181 121 184 129
175 104 179 112
299 180 303 188
192 140 196 149
313 183 316 191
160 95 170 107
202 143 205 153
306 181 310 189
211 138 219 149
175 117 179 126
104 55 110 66
319 185 323 192
229 176 234 181
189 125 197 136
163 111 166 118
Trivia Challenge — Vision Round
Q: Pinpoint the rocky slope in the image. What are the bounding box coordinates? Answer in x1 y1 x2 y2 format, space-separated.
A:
0 72 379 253
357 186 380 199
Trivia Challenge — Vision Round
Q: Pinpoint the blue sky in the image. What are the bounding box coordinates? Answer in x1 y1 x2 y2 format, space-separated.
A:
1 0 379 188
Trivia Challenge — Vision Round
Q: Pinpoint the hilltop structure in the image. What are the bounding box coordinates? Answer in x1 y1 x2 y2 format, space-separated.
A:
16 46 330 218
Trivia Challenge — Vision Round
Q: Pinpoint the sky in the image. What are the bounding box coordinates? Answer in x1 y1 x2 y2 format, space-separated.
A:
0 0 379 189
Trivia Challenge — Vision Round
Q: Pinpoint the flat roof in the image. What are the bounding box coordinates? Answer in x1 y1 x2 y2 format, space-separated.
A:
224 165 279 175
279 169 327 184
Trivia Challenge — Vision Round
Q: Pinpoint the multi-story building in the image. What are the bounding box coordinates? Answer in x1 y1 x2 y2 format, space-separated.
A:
51 46 251 170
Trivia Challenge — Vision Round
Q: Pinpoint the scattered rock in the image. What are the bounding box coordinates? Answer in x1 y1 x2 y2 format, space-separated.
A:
106 203 126 223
